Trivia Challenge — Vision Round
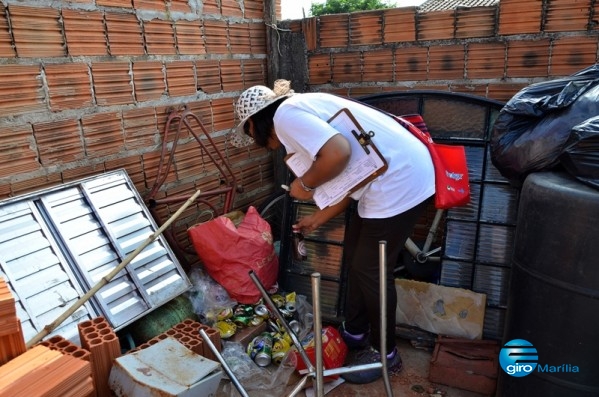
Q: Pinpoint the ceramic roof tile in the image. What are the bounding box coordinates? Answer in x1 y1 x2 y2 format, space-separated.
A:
419 0 499 12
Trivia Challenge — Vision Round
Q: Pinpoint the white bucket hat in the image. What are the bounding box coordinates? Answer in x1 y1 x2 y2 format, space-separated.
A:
229 79 295 148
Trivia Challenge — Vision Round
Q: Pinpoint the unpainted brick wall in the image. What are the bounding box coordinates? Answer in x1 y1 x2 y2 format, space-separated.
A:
0 0 275 266
276 0 599 101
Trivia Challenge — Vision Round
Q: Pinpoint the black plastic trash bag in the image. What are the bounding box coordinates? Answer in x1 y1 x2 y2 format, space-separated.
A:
491 64 599 185
560 115 599 189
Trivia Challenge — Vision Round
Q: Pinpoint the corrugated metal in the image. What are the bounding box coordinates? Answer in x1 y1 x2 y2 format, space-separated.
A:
0 170 190 344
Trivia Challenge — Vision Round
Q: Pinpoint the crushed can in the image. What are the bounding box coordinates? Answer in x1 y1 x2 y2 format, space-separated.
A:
247 332 274 367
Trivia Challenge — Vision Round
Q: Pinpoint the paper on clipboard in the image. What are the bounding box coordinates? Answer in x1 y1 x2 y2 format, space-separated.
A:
285 108 388 209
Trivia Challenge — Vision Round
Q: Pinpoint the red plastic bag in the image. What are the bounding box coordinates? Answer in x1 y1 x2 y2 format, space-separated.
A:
394 114 471 209
187 206 279 304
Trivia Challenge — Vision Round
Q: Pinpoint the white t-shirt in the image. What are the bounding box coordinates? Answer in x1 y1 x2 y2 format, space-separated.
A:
273 93 435 218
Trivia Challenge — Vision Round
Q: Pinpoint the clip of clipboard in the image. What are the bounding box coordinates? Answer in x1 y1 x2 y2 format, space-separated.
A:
284 108 388 209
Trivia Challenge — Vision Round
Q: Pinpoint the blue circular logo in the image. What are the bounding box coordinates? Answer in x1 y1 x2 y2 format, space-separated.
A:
499 339 538 377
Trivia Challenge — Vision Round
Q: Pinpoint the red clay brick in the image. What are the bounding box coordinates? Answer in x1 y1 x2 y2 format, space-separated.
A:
144 19 177 55
0 125 40 178
384 8 417 43
320 14 349 48
221 59 244 92
550 36 598 76
133 0 165 11
249 22 267 54
196 60 222 94
362 49 394 82
428 44 466 80
395 46 428 81
221 0 243 18
10 5 65 58
62 9 108 56
506 39 550 78
105 12 144 56
203 0 221 15
350 11 383 46
308 54 332 84
92 61 135 106
10 173 63 196
0 65 45 117
98 0 133 6
229 22 251 54
168 0 192 13
245 0 264 19
166 60 197 97
467 42 506 79
0 4 15 57
456 6 496 39
498 0 542 35
211 97 236 132
332 52 362 83
418 10 455 41
32 119 84 166
175 20 205 55
45 63 93 111
204 20 229 54
81 112 125 157
545 0 592 33
122 107 159 149
133 61 166 102
242 59 267 88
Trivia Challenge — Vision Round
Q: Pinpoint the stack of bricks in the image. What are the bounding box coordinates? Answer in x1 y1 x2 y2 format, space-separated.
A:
0 277 26 366
0 345 94 397
77 317 122 397
127 318 221 361
0 277 93 396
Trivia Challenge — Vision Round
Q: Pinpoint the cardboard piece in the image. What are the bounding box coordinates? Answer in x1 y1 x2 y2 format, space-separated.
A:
395 279 486 339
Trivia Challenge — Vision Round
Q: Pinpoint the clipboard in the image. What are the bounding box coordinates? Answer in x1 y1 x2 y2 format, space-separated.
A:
284 108 388 209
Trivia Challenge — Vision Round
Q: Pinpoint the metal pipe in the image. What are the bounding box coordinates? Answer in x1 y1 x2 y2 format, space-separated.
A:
311 272 324 397
379 240 394 397
248 270 315 374
200 329 249 397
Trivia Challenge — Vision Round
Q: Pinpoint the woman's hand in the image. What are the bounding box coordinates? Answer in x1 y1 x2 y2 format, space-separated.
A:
289 178 315 201
292 196 352 235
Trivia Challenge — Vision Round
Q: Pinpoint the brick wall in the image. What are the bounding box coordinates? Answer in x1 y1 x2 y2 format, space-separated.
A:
276 0 599 102
0 0 275 266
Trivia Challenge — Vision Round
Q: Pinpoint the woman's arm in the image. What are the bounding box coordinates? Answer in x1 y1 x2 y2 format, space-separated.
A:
288 133 351 201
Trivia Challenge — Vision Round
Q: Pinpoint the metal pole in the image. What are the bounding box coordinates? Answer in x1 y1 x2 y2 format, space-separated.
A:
311 272 324 397
379 240 394 397
200 329 249 397
248 270 315 373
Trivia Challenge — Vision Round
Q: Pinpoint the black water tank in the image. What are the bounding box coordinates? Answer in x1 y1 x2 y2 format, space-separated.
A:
497 172 599 397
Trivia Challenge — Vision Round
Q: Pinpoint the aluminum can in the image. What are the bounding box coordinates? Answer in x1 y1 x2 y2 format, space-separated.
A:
271 334 291 365
254 304 270 318
247 332 274 367
216 319 237 339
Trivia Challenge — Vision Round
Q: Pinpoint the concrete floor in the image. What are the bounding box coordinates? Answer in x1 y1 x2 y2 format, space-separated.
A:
216 336 493 397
